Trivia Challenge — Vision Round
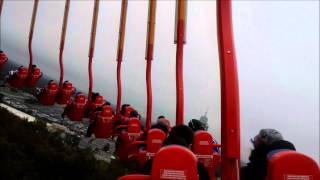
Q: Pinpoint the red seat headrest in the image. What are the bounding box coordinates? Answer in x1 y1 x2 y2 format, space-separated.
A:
127 118 141 133
18 67 28 74
267 150 320 180
124 106 135 117
146 129 166 153
63 81 73 89
101 105 113 117
47 81 58 90
32 68 41 75
94 95 104 104
193 130 214 155
75 94 86 104
151 145 199 180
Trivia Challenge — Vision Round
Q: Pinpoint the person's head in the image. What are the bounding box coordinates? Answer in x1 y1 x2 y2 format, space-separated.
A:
188 119 205 132
91 92 100 101
169 125 194 146
251 129 283 148
162 136 188 148
151 122 169 135
129 110 139 118
157 115 171 127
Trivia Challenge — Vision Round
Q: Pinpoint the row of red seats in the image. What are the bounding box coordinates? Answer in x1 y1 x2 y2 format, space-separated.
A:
6 65 42 88
112 113 221 180
119 147 319 180
36 80 76 105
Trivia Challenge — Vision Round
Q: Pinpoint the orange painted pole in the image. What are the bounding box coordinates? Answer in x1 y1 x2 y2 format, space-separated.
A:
217 0 241 179
58 0 70 88
115 0 128 117
145 0 157 131
174 0 187 125
87 0 100 100
28 0 39 74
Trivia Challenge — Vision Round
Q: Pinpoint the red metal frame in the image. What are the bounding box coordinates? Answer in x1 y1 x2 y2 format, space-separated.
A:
116 0 128 117
175 0 186 125
145 0 157 131
217 0 240 179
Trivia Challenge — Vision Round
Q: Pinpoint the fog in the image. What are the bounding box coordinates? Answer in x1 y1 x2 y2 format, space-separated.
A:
1 0 318 163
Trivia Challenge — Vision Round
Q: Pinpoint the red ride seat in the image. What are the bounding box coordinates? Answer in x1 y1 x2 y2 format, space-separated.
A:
151 145 199 180
115 118 144 162
64 93 87 121
92 105 115 138
119 105 135 122
86 95 105 118
7 66 28 88
36 80 59 105
0 51 8 68
118 145 199 180
129 129 166 166
267 150 320 180
25 66 42 87
56 81 75 104
192 131 221 180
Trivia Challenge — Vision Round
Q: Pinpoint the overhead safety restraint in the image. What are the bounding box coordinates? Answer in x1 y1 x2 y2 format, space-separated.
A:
144 0 157 132
56 0 76 105
115 0 128 120
25 0 42 88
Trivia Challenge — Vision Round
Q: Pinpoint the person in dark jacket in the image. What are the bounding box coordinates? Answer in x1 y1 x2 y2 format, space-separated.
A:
240 129 296 180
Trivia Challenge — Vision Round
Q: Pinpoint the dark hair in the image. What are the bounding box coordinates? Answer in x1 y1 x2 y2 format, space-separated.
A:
162 136 188 148
157 115 165 119
169 125 194 145
129 110 139 118
151 122 169 135
188 119 205 132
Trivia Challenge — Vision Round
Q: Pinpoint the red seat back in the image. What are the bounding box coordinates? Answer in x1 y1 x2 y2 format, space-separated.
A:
75 94 86 104
193 131 214 155
146 129 166 153
101 105 113 116
267 150 320 180
192 131 221 180
7 67 28 88
124 106 135 117
56 81 75 104
94 95 104 105
25 67 42 87
66 94 87 121
151 145 199 180
93 105 114 138
18 67 28 79
128 118 142 135
37 81 58 105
